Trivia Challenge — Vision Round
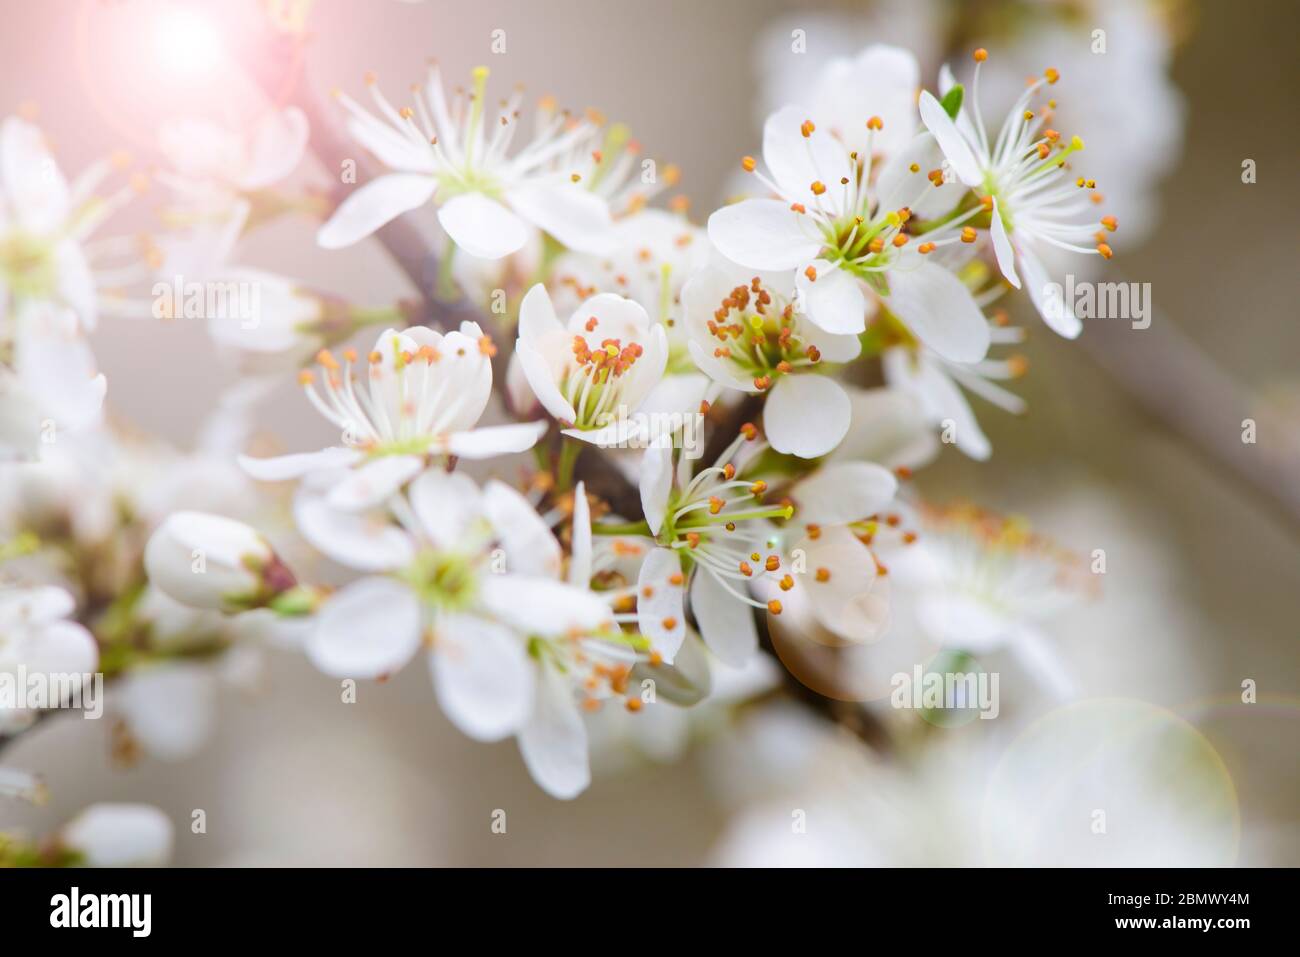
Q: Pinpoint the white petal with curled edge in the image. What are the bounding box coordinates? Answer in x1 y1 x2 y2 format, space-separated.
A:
409 469 483 549
483 480 562 577
430 613 533 742
507 180 612 255
307 577 422 679
796 259 867 335
764 375 851 458
570 480 592 588
517 282 566 347
317 173 438 249
707 199 822 272
477 575 612 637
885 261 990 364
445 420 547 460
803 526 891 644
639 438 675 536
918 91 983 187
989 198 1020 288
690 568 758 666
518 662 589 800
436 192 528 260
325 454 424 511
515 338 577 423
636 546 685 663
793 461 898 526
293 491 416 571
238 447 363 481
1019 242 1082 338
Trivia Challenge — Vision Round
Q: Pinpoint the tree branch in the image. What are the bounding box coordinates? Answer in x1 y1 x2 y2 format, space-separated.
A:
1077 302 1300 531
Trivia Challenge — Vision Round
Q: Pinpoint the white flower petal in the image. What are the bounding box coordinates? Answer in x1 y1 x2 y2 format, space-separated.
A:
690 568 757 666
308 577 422 679
477 575 612 636
430 613 533 741
874 133 965 222
325 454 424 511
886 261 990 363
796 259 867 335
707 199 822 271
483 479 562 577
639 438 675 536
294 490 416 570
793 461 897 526
570 481 592 588
506 180 612 255
762 105 852 208
516 339 577 423
989 198 1021 289
445 420 547 459
117 662 216 761
764 375 851 458
1019 242 1082 339
882 349 991 461
1 117 69 231
518 662 589 800
636 546 686 663
801 527 892 643
317 173 437 249
238 447 363 481
436 192 528 259
408 469 482 548
918 91 983 187
829 387 938 470
60 804 173 867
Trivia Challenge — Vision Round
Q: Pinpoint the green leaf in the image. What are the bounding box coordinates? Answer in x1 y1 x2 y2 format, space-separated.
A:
939 84 964 119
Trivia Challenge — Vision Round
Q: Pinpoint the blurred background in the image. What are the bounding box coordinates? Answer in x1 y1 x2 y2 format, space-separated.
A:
1 0 1297 865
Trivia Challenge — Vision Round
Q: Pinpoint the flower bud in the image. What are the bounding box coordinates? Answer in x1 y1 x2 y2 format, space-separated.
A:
60 803 173 867
145 511 292 612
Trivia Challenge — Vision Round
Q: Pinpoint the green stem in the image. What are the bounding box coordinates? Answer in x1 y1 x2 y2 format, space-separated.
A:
348 303 408 328
556 440 582 491
592 519 651 536
436 239 459 302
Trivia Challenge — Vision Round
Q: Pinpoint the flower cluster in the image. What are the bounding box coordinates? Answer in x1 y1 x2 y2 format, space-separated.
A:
3 38 1109 807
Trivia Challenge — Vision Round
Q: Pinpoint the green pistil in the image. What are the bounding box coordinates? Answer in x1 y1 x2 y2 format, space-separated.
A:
462 66 490 169
400 550 479 611
0 231 57 300
589 123 631 190
1026 134 1084 182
